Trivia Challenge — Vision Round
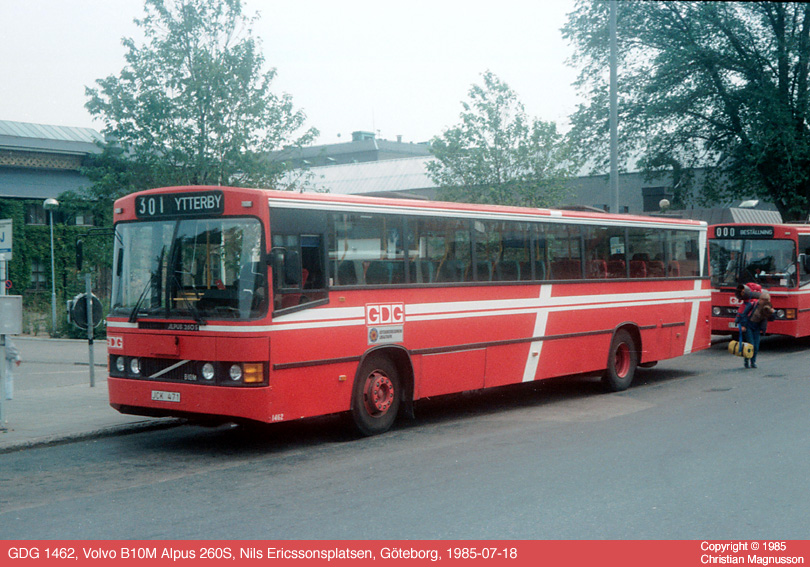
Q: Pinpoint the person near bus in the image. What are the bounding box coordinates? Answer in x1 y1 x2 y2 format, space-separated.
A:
4 338 21 400
735 284 772 369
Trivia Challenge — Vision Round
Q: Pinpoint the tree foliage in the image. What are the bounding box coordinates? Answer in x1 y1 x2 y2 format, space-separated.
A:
564 1 810 220
427 71 576 208
84 0 317 200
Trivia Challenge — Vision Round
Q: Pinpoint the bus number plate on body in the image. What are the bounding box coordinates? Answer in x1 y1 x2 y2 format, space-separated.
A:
151 390 180 403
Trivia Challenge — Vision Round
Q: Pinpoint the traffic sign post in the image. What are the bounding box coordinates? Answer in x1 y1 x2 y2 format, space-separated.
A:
75 229 115 389
86 274 95 388
0 295 22 430
0 219 11 431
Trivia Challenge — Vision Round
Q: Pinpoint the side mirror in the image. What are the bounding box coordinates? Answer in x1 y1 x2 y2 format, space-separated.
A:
284 250 302 287
269 248 286 288
270 247 285 270
801 253 810 274
269 247 302 288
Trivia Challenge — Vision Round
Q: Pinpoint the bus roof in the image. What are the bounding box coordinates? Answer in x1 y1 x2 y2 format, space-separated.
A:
120 185 708 229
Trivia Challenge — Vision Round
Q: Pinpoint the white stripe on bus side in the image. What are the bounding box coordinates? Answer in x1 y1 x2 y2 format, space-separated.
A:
522 284 552 382
108 288 710 334
683 280 703 355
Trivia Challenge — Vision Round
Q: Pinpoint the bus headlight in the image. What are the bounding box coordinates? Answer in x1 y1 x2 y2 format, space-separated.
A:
774 309 798 320
201 362 216 381
130 358 141 376
229 364 243 382
712 307 722 316
116 356 126 373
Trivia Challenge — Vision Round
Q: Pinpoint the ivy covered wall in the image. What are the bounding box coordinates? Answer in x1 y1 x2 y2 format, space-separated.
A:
0 198 112 337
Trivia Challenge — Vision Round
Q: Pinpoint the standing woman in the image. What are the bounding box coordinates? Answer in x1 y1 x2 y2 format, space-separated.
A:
735 284 773 369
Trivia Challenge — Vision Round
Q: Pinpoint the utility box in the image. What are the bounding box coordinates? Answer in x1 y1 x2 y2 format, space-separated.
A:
0 295 22 335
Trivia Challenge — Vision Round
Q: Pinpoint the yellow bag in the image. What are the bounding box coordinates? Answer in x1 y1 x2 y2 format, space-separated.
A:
728 339 754 359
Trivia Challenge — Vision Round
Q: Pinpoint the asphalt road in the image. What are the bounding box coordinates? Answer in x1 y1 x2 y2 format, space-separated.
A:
2 336 809 540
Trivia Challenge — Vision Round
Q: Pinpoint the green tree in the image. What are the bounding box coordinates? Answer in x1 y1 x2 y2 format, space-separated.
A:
427 71 576 208
84 0 317 200
564 1 810 220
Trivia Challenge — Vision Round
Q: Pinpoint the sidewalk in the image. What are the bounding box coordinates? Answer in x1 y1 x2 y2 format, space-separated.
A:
0 337 180 453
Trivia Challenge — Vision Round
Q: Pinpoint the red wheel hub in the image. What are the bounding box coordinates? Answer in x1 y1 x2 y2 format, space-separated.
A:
614 342 631 377
364 370 394 415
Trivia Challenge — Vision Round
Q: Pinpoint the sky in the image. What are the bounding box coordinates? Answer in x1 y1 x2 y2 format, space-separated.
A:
0 0 581 146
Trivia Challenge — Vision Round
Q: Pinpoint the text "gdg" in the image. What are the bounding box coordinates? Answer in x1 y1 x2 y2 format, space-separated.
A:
366 303 405 325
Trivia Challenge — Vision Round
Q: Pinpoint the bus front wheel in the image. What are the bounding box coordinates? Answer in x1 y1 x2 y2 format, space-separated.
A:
602 330 638 392
351 355 401 436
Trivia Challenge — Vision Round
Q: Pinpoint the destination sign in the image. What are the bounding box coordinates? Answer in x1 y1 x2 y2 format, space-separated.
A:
713 225 775 240
135 190 224 219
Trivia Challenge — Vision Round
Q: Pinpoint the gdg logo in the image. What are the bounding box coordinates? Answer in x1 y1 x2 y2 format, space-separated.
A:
366 303 405 325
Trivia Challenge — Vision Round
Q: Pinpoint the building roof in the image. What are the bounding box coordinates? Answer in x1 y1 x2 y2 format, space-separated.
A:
306 155 437 196
0 168 89 200
270 133 433 168
298 138 431 158
673 206 783 225
0 120 103 155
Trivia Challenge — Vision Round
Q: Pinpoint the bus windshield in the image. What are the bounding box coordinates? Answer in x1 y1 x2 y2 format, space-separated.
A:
710 238 796 288
111 217 267 321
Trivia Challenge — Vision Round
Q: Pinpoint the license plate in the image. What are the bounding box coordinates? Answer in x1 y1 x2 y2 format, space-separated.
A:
151 390 180 403
728 322 737 329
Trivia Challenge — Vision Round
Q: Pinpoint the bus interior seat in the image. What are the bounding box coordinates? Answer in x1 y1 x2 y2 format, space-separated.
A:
337 260 359 285
608 259 626 278
366 261 393 285
630 260 647 278
496 260 521 281
551 259 582 280
409 260 435 283
588 259 608 278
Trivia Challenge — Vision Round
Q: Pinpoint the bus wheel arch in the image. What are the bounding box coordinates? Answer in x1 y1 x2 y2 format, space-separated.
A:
602 325 640 392
350 347 414 436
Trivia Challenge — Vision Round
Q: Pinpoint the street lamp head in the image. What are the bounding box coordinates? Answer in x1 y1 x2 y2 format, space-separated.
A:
43 198 60 210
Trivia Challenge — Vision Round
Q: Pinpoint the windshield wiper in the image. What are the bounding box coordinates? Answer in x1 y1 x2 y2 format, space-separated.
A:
169 271 207 325
128 248 165 323
128 276 154 323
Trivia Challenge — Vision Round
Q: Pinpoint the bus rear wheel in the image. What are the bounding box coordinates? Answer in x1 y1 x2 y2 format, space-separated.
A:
602 330 638 392
351 355 401 436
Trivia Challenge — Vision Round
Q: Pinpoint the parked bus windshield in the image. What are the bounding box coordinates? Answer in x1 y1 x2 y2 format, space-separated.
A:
710 237 796 288
111 217 266 321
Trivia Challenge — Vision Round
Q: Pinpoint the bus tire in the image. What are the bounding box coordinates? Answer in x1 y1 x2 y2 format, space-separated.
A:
351 355 401 436
602 329 638 392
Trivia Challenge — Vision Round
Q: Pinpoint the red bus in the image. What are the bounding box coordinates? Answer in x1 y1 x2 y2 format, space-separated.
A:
107 186 711 435
709 223 810 336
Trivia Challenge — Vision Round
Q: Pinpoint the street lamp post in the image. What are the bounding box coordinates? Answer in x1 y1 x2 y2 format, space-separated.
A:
43 198 59 336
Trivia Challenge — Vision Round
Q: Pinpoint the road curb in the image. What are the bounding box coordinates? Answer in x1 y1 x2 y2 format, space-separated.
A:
0 418 185 454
